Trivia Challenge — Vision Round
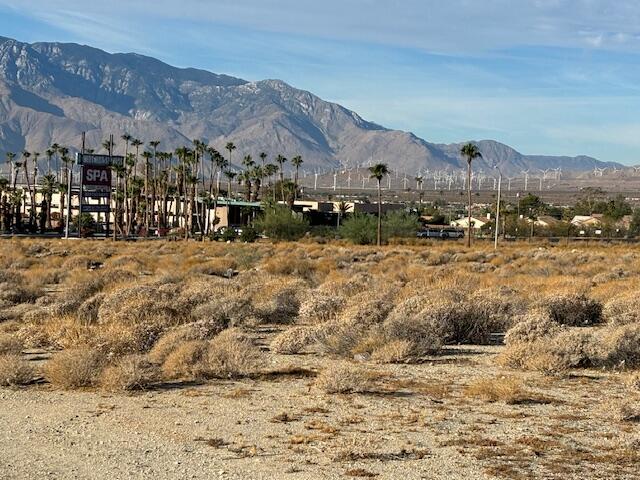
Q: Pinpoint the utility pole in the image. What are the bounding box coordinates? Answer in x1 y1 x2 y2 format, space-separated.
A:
494 166 502 250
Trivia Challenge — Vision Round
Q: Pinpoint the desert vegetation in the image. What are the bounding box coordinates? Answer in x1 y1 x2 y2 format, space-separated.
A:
1 238 639 478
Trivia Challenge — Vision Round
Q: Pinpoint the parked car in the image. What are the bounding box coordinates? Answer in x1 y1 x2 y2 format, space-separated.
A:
417 227 464 239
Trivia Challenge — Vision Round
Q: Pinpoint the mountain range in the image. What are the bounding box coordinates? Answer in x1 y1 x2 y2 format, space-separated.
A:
0 35 623 176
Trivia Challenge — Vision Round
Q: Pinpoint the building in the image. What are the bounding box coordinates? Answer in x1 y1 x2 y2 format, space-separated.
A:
450 216 489 230
570 215 603 227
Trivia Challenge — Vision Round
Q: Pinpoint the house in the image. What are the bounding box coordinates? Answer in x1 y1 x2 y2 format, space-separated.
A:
534 215 562 228
570 215 603 227
450 216 489 230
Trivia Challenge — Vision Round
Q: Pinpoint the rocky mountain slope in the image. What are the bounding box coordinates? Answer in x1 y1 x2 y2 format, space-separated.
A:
0 36 622 175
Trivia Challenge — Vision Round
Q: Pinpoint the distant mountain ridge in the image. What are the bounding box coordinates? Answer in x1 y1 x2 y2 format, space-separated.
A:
0 35 622 176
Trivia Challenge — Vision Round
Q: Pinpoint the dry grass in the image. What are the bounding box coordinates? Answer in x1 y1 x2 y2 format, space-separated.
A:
0 354 35 386
314 362 377 394
99 355 160 391
464 376 550 404
0 333 23 355
44 348 106 389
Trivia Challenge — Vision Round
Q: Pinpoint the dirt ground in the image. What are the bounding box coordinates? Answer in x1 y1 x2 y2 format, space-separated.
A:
2 339 638 480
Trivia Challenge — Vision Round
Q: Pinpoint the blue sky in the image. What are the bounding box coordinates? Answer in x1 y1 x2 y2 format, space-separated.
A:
1 0 640 164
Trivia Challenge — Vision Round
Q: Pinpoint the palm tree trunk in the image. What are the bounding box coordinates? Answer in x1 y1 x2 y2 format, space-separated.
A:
466 161 472 248
377 180 382 246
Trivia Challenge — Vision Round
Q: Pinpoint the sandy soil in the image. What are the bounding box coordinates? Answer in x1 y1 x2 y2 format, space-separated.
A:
1 342 638 480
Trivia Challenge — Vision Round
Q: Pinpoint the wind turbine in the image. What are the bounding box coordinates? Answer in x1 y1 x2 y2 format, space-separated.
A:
521 170 530 190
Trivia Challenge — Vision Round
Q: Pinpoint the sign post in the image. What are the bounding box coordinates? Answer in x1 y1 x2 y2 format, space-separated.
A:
76 150 123 238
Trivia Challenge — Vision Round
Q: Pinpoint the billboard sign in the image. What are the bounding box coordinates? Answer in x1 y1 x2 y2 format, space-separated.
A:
83 165 112 187
76 153 124 167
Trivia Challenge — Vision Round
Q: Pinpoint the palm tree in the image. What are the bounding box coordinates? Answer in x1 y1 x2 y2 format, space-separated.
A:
50 143 60 181
224 170 237 200
21 151 37 228
264 163 278 202
291 155 303 201
131 139 143 176
6 152 16 189
225 142 236 168
149 140 161 230
41 173 57 229
460 143 482 248
275 155 287 202
259 152 267 197
142 151 153 234
45 149 54 175
369 163 390 246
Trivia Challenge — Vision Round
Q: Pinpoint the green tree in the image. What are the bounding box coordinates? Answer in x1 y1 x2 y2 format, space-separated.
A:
339 213 377 245
254 203 308 241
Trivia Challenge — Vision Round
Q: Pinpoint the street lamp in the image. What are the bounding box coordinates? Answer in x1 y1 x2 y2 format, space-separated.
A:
493 164 502 250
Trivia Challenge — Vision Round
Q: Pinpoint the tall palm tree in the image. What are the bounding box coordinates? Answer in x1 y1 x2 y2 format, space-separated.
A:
225 142 236 168
131 138 143 176
45 149 54 175
460 143 482 248
259 152 267 197
142 151 153 234
275 155 287 202
264 163 278 202
6 152 16 189
224 170 237 200
369 163 389 246
149 140 161 230
50 143 60 181
41 173 57 229
21 151 37 228
291 155 303 201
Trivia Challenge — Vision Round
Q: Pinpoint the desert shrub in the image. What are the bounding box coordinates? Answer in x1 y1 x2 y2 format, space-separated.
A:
0 354 34 386
314 362 374 393
298 294 346 324
92 319 167 356
603 293 640 326
339 213 377 245
204 328 262 378
0 333 22 355
338 295 395 327
239 225 259 243
370 339 414 363
100 355 160 392
161 340 209 380
542 293 603 326
191 295 256 327
254 205 309 241
97 285 184 326
499 329 598 375
270 326 318 354
251 278 305 324
189 258 237 277
317 320 370 357
262 256 316 280
599 324 640 369
464 377 530 404
0 281 43 306
149 320 229 363
44 348 106 389
76 293 106 325
382 313 447 358
608 400 640 422
504 311 564 345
